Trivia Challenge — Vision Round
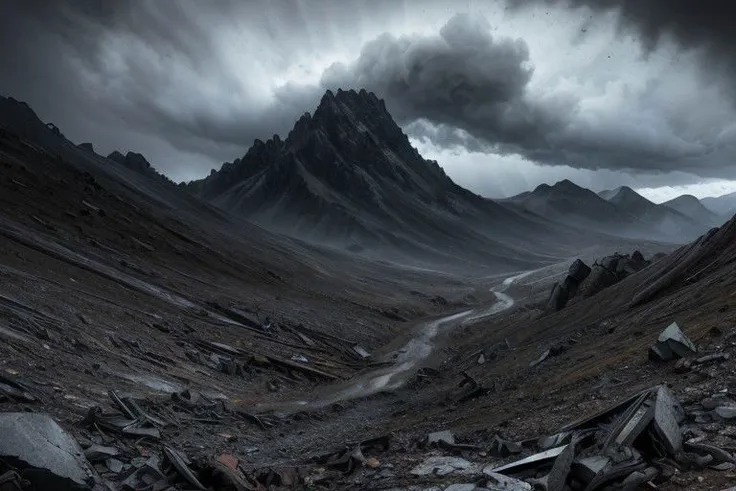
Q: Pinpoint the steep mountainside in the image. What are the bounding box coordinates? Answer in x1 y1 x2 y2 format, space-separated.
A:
599 186 710 239
700 191 736 217
663 194 724 227
187 89 624 269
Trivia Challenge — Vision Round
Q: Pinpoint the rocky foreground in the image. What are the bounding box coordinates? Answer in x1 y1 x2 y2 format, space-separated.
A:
1 316 736 490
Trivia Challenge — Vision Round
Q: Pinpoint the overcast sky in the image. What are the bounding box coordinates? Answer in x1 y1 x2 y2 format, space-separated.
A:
2 0 736 202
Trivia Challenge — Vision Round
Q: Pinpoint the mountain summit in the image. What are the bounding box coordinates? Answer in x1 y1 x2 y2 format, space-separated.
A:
188 88 459 208
185 89 601 269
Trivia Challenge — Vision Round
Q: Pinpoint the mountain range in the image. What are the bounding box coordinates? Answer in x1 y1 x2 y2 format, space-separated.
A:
0 89 731 273
501 182 727 243
183 89 637 270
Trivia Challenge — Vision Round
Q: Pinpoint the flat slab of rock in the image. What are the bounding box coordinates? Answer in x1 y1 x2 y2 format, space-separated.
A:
483 472 532 490
0 412 96 490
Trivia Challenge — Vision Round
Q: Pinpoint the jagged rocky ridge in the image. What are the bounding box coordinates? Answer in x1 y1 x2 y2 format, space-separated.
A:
107 150 174 186
185 89 626 270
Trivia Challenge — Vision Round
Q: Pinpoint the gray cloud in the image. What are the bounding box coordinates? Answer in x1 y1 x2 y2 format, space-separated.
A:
508 0 736 74
323 13 736 178
1 0 736 191
0 0 329 178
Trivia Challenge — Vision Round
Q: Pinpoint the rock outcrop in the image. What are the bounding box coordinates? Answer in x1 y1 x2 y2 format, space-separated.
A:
547 251 651 312
546 259 592 312
77 142 95 153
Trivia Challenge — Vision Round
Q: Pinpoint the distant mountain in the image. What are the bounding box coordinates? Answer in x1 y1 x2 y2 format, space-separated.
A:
663 194 723 227
701 191 736 218
186 89 623 269
503 181 690 242
598 186 710 239
504 180 627 229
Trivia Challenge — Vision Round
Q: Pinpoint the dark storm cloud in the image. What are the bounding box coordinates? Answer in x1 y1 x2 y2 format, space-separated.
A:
322 13 736 178
2 0 736 185
321 14 555 154
508 0 736 69
0 0 327 177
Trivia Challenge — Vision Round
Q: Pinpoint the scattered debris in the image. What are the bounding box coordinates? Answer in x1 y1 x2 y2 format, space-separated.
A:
83 445 119 462
352 345 371 359
480 385 730 490
488 434 522 457
290 354 309 364
410 456 478 477
164 446 206 490
426 430 456 448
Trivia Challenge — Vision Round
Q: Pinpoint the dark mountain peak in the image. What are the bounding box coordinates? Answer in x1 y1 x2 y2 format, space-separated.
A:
314 88 388 122
107 150 126 164
610 186 649 203
668 194 699 204
105 149 172 185
553 179 583 192
125 151 152 171
537 179 589 197
78 142 95 153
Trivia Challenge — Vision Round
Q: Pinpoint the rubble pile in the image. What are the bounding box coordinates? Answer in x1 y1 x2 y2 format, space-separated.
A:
401 385 735 491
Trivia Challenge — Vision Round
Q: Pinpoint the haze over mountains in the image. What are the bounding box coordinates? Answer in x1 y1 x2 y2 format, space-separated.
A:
501 181 723 243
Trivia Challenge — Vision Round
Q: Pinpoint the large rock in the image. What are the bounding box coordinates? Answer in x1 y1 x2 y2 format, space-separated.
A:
649 322 697 361
568 259 591 282
0 413 96 490
579 265 618 298
77 142 95 153
615 257 638 277
563 275 579 299
599 255 620 272
631 250 645 264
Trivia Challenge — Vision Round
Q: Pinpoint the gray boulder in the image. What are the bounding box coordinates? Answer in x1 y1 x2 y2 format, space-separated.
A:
563 275 579 299
569 259 592 282
579 265 618 298
649 322 697 361
631 250 645 264
600 255 620 272
0 413 96 490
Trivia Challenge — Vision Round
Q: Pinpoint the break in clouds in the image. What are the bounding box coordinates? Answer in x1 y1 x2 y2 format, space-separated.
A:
1 0 736 197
